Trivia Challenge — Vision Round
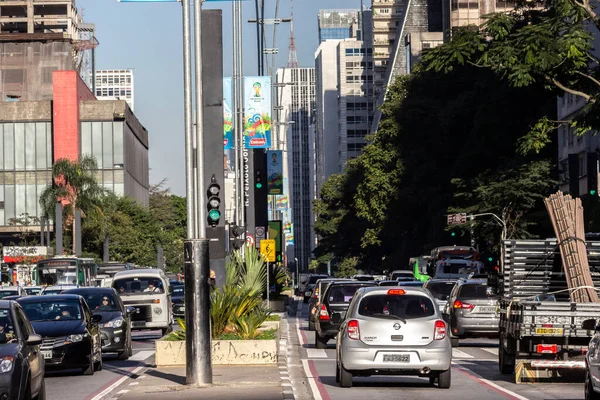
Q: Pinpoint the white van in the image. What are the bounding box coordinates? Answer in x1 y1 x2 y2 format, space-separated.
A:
111 269 173 335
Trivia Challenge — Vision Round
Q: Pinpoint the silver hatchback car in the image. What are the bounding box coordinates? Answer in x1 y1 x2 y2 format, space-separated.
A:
336 286 452 388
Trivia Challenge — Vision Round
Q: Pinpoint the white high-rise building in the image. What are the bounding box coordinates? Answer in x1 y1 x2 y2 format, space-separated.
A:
276 68 316 273
95 70 135 111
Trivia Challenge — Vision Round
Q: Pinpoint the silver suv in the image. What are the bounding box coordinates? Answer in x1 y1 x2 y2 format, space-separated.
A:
336 286 452 388
444 279 499 347
423 279 457 312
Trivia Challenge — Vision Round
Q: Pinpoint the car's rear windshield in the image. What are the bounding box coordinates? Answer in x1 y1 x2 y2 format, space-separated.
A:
391 271 413 280
326 284 372 304
358 294 435 319
427 282 455 299
308 275 328 285
442 265 478 275
458 284 489 299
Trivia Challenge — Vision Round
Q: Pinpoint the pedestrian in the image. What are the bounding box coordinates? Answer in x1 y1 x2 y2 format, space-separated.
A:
209 269 216 289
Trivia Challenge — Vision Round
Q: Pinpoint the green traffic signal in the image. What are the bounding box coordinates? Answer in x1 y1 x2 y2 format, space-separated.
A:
451 232 456 237
591 189 597 196
208 209 221 221
488 257 493 262
256 182 263 189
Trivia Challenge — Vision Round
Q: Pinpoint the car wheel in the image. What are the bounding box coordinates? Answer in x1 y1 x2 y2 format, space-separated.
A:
586 370 600 400
82 349 95 376
339 364 353 388
33 378 45 400
335 361 340 383
308 320 315 331
315 332 327 349
437 369 451 389
450 337 459 348
128 338 134 357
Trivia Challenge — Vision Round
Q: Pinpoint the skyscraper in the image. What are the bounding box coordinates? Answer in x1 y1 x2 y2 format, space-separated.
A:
276 68 316 273
95 70 135 112
318 10 359 43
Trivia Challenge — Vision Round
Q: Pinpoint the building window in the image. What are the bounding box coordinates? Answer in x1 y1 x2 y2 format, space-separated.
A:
2 69 25 84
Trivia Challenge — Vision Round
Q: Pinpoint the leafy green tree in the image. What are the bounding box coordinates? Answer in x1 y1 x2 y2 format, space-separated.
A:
334 257 358 278
38 156 105 254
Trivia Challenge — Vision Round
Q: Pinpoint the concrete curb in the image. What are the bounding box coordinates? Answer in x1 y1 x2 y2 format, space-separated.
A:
279 317 297 400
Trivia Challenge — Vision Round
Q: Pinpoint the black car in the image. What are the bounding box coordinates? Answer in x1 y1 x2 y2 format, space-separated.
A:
0 300 45 399
17 294 103 375
171 285 185 318
314 281 377 349
62 288 133 360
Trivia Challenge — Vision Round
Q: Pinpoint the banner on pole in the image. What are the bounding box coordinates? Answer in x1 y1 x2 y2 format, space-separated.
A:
223 78 234 150
266 150 283 194
243 76 272 149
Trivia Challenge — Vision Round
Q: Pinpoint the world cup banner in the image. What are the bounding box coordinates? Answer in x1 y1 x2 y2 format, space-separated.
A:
223 78 234 150
243 76 272 148
267 150 283 194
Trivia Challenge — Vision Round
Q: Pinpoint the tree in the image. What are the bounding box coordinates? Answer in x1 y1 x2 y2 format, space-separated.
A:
7 213 40 247
421 0 600 153
38 156 105 254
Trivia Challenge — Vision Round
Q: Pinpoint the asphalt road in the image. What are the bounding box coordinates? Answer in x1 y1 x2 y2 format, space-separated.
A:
290 302 586 400
45 330 161 400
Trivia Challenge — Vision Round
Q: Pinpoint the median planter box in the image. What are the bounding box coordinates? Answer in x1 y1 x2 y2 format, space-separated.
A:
156 339 278 366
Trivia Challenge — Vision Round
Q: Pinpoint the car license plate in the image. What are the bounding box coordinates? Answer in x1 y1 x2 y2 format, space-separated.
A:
383 354 410 362
42 351 52 359
476 306 496 313
536 327 563 335
132 321 145 328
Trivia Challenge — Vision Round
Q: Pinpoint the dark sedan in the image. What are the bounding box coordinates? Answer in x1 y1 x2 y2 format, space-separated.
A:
171 285 185 318
0 300 45 399
17 294 103 375
62 288 133 360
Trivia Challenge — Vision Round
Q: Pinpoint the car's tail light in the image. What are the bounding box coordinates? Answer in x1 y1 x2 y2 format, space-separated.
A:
536 344 557 354
312 288 319 299
453 300 474 310
153 299 161 304
347 320 360 340
319 304 330 321
387 289 406 295
434 320 446 340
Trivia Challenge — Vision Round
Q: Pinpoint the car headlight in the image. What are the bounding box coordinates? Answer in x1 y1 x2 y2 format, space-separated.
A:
64 334 83 344
104 317 124 328
0 357 13 373
153 307 163 315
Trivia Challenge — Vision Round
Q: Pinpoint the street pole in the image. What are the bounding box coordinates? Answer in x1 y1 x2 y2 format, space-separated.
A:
232 1 240 226
185 0 212 386
182 0 195 240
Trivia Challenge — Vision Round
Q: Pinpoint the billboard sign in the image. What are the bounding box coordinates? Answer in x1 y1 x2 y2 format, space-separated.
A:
223 78 234 150
243 76 272 148
267 150 283 194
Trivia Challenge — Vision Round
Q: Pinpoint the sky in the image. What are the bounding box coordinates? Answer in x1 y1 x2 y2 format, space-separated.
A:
78 0 362 196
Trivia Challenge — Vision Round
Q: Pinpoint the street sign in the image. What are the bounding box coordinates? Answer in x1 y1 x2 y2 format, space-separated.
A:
260 239 276 263
246 234 255 246
447 213 467 225
255 226 266 248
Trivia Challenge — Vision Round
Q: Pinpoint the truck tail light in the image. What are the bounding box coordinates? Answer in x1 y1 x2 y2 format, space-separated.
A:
347 320 360 340
319 304 330 321
536 344 557 354
434 320 446 340
453 300 474 310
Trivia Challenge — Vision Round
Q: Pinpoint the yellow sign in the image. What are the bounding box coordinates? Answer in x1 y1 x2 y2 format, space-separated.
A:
535 328 563 335
260 239 276 262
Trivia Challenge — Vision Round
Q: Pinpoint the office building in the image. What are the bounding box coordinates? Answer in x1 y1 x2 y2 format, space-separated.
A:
318 10 359 43
95 70 135 112
276 68 316 273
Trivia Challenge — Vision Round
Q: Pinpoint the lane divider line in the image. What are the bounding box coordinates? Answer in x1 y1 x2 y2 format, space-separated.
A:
454 364 530 400
88 366 145 400
302 359 330 400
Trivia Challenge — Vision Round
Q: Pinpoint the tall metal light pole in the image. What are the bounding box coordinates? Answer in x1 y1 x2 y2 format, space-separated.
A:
182 0 195 240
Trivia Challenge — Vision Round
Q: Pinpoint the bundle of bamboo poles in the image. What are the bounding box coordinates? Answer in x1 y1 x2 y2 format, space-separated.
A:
544 192 599 302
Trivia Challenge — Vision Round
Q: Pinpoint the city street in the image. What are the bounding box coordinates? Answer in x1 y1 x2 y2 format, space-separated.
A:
45 330 160 400
288 302 586 400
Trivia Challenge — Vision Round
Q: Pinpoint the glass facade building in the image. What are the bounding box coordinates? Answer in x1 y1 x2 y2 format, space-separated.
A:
317 10 358 43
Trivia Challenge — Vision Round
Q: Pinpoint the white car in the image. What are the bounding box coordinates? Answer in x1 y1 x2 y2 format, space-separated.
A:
0 286 26 298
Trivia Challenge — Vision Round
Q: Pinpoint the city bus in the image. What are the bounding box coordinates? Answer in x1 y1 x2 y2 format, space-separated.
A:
32 256 97 287
95 262 131 287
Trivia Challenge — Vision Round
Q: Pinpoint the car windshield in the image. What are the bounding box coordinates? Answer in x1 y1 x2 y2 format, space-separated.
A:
24 288 41 295
173 286 184 296
358 294 435 319
427 282 456 299
459 284 490 299
327 285 370 304
0 309 16 344
20 300 83 322
113 277 165 294
0 290 18 299
42 289 63 295
70 292 119 312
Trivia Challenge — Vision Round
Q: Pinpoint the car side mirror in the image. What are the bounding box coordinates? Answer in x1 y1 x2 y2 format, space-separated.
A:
126 306 136 315
442 313 451 324
91 314 102 323
27 334 42 346
582 318 599 331
331 313 342 323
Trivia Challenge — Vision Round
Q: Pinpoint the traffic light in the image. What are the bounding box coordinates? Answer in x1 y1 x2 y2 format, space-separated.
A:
206 175 221 228
229 224 246 250
255 170 263 189
450 231 456 237
588 152 598 196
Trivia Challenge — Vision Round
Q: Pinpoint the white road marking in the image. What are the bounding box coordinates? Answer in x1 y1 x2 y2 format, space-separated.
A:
452 349 474 359
90 366 144 400
117 390 129 395
306 349 328 359
481 348 499 355
129 350 155 362
302 359 323 400
129 382 139 386
479 378 530 400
